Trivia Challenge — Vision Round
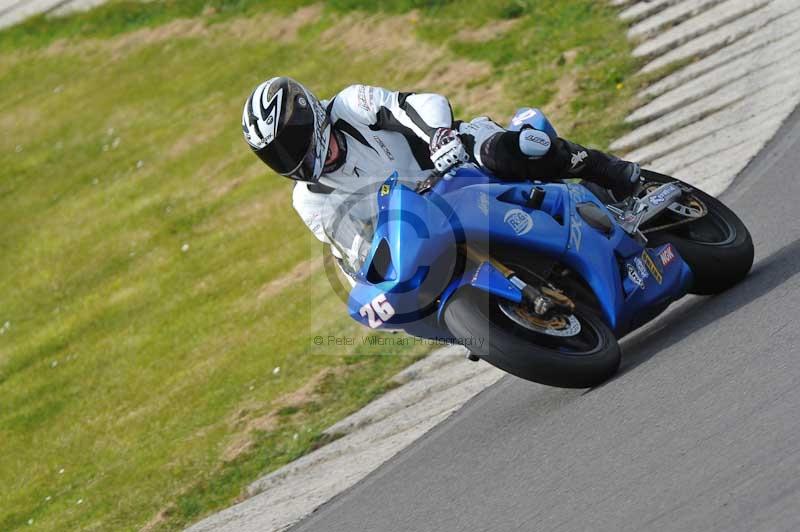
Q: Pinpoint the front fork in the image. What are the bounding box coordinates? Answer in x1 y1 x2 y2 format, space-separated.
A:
461 245 575 315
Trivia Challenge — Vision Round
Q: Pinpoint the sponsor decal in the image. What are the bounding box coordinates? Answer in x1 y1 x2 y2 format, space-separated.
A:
545 315 582 337
524 132 550 147
311 96 328 131
503 208 534 236
308 96 329 175
470 263 483 284
641 250 663 284
372 135 395 161
259 87 283 145
568 186 583 251
359 293 395 329
511 108 537 126
627 263 644 289
357 85 372 112
659 244 676 266
570 150 588 169
649 184 678 206
380 184 391 196
520 130 551 157
633 257 649 281
478 192 490 216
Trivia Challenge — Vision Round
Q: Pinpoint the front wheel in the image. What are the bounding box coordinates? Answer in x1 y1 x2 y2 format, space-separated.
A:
444 288 620 388
641 170 754 295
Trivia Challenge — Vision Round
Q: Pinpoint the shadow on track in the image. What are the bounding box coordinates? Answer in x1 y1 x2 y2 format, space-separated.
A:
590 237 800 390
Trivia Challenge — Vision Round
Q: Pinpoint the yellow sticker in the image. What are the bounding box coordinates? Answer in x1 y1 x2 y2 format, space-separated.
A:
380 184 391 196
641 251 662 284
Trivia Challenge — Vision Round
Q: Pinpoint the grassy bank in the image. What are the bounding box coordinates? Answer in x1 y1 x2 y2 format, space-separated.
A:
0 1 640 529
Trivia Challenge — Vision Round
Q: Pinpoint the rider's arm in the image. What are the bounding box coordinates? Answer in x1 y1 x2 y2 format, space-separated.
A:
292 183 358 287
332 84 454 144
292 182 332 245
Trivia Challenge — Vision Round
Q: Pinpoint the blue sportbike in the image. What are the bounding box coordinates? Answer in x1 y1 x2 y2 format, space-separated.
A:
328 109 753 388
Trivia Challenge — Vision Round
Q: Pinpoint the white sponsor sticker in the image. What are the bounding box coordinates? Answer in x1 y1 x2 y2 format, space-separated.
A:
260 88 283 144
570 150 588 169
634 257 649 280
359 293 396 329
511 108 537 126
478 192 489 216
503 208 534 235
649 184 678 206
627 263 644 289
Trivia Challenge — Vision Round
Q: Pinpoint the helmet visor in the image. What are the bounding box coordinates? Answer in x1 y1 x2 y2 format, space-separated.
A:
255 120 315 177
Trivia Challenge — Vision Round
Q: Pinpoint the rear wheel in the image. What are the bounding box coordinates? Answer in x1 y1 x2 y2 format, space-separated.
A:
444 284 620 389
640 170 754 295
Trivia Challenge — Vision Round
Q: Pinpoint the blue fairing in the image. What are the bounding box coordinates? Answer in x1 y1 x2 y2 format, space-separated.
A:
347 165 693 338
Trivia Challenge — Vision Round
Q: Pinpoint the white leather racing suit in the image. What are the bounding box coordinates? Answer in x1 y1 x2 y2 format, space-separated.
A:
292 84 453 250
291 85 641 275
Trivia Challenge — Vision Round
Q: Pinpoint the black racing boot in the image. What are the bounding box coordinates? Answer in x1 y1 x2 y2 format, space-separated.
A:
560 139 641 201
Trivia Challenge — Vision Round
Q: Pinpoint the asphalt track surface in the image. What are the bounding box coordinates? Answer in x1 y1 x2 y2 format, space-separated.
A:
291 108 800 532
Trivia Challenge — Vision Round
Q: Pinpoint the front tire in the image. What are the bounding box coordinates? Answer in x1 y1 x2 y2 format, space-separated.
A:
641 170 754 295
444 288 620 388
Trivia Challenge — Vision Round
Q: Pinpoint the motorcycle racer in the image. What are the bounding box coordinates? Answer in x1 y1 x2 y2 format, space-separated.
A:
241 77 640 249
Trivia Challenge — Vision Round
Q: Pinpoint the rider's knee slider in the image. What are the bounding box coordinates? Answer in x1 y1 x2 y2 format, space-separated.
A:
518 128 552 159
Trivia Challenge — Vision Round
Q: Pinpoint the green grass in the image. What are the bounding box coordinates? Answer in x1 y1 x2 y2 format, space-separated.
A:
0 1 640 530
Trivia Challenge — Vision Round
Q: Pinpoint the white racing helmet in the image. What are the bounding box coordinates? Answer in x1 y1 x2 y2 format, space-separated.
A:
242 77 331 182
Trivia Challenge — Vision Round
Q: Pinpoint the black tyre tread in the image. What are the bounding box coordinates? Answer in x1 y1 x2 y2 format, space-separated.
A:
642 170 754 295
444 288 620 388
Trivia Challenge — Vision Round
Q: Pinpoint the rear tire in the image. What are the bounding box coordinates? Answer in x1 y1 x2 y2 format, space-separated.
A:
444 288 620 388
641 170 754 295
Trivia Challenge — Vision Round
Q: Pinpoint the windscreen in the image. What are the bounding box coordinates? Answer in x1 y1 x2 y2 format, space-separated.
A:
321 186 381 276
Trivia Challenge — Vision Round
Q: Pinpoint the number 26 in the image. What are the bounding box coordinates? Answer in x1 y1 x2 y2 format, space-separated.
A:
359 294 395 328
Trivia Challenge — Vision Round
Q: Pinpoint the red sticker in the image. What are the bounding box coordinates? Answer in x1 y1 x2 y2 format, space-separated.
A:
659 245 675 266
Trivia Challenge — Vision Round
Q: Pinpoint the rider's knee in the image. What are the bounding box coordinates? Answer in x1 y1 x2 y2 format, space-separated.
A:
518 128 553 159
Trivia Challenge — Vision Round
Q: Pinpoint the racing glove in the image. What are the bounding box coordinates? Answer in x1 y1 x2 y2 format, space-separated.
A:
429 128 470 174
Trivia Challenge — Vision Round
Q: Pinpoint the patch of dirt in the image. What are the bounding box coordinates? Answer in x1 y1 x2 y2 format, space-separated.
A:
221 402 276 462
166 116 226 161
211 175 246 198
542 68 579 126
42 6 321 60
276 366 339 408
197 182 287 236
189 153 259 200
113 18 207 49
321 12 429 62
45 18 207 59
210 159 270 199
319 12 505 116
418 58 506 116
541 48 581 125
256 256 322 303
0 106 41 138
106 284 141 307
221 366 346 462
455 19 518 43
139 504 175 532
221 433 258 462
37 8 505 118
225 5 322 42
561 49 580 65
